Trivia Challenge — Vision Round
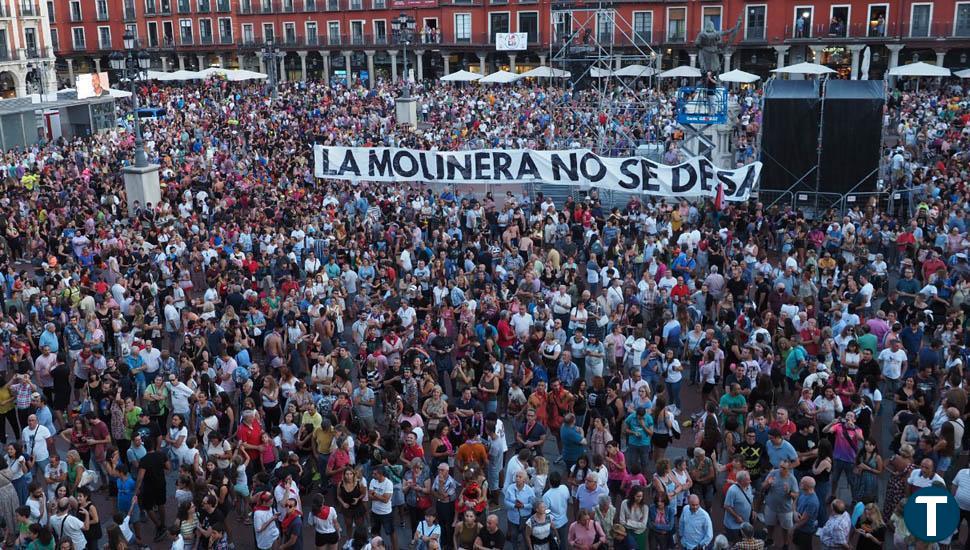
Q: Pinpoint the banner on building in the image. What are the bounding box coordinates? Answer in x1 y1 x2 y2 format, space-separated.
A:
495 32 529 51
313 146 760 201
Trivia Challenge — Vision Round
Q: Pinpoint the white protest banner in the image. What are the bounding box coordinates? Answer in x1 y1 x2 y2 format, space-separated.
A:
313 146 760 202
495 32 528 51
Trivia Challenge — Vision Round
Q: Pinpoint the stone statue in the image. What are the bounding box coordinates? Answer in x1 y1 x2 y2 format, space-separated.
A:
695 16 742 74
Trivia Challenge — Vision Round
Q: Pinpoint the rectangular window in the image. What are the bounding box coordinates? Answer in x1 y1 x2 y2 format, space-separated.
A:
98 25 110 48
48 1 55 22
0 30 9 59
50 28 58 51
242 23 253 43
69 0 81 21
957 3 970 37
455 13 471 42
283 22 296 43
123 0 134 19
163 20 174 44
829 6 849 37
240 0 251 12
667 7 686 42
217 0 228 10
179 18 192 43
633 11 652 44
374 20 386 44
745 5 766 40
793 6 813 38
198 0 210 12
596 10 614 43
552 11 571 44
910 4 931 37
350 0 361 9
177 0 189 12
350 20 363 44
72 27 84 49
326 0 336 10
372 0 383 8
262 22 273 41
702 6 722 30
306 21 317 45
518 11 538 43
148 21 158 46
327 21 339 44
96 0 108 19
160 0 170 13
200 18 212 43
218 17 232 42
260 0 271 13
489 12 509 43
304 0 314 9
282 0 292 11
867 4 888 37
144 0 155 14
24 27 37 56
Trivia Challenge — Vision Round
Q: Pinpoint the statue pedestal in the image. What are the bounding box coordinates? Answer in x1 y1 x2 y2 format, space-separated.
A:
395 97 418 128
123 164 161 216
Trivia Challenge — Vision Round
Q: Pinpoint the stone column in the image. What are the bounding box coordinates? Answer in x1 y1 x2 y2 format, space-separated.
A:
365 50 375 87
66 58 75 83
236 54 245 70
477 51 487 74
809 44 825 64
298 50 308 81
321 51 330 84
94 58 101 73
848 44 864 79
773 45 790 68
342 50 352 81
415 49 424 80
538 54 546 66
197 53 205 69
179 55 186 70
689 53 697 68
936 49 948 66
442 53 450 76
507 53 516 73
217 55 224 67
161 57 169 71
279 54 286 82
258 55 265 74
388 49 398 81
15 71 26 97
887 43 904 85
723 51 732 72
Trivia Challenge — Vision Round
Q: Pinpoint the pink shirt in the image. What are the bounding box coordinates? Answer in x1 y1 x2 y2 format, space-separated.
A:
568 520 605 548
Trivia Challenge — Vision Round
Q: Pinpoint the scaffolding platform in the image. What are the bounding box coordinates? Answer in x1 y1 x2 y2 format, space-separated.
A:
676 86 729 125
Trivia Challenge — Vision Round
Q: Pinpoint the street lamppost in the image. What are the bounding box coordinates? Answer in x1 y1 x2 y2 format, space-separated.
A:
109 30 152 168
261 37 282 99
395 12 415 97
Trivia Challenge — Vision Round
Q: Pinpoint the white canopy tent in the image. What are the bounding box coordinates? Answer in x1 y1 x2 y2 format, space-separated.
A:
887 61 951 77
439 70 482 82
658 66 702 79
197 67 269 81
613 64 656 78
519 66 571 79
146 69 204 81
479 70 521 84
718 69 761 84
590 67 613 78
956 68 970 79
770 62 836 75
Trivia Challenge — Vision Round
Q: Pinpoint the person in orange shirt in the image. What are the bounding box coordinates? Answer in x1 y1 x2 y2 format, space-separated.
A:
455 432 488 472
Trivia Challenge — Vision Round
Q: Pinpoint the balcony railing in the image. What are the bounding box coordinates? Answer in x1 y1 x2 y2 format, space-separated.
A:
305 34 319 45
72 40 86 50
663 29 686 43
220 34 233 43
230 31 549 50
201 34 213 44
180 34 193 44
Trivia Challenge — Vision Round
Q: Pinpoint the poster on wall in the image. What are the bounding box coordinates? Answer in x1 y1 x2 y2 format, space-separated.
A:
313 145 761 201
76 72 109 99
495 32 528 51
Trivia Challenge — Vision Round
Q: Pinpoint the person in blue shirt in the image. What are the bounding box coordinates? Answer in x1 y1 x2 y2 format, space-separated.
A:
899 318 924 365
503 470 536 547
542 471 571 544
679 494 713 550
560 414 585 469
793 476 820 549
38 324 59 355
766 429 800 468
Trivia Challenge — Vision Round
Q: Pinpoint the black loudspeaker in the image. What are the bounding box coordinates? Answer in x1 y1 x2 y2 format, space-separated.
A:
759 80 821 192
817 80 886 194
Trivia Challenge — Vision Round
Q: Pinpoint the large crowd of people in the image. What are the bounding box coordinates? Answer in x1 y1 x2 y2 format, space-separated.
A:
0 73 960 550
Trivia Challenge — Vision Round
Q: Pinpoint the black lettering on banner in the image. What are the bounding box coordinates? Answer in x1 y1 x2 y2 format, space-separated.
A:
474 152 492 180
698 158 715 193
393 150 419 178
338 149 361 177
515 153 540 180
369 149 393 178
551 152 578 182
734 165 758 198
618 159 640 189
580 152 607 182
716 170 738 196
493 152 514 181
671 163 697 193
317 146 330 175
419 152 436 181
641 159 660 192
445 154 472 180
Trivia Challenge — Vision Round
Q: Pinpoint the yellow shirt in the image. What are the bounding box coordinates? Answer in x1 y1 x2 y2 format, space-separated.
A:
0 386 13 414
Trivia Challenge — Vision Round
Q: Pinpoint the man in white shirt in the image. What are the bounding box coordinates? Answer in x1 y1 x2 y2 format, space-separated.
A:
878 339 907 394
49 498 88 550
253 491 280 550
368 467 397 550
510 310 534 342
22 414 52 476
